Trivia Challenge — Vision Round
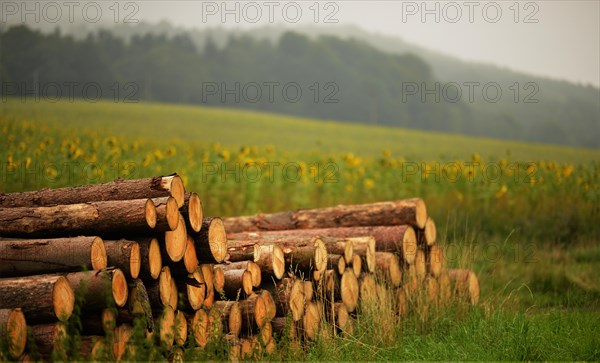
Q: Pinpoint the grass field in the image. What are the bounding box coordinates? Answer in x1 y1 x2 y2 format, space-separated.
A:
1 98 599 360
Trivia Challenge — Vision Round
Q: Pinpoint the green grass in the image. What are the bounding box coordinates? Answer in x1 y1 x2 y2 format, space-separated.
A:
2 98 599 162
1 98 599 361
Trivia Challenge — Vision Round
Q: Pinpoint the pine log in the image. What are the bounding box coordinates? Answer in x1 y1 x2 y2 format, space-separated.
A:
177 268 205 311
0 174 185 208
80 308 119 336
340 269 359 313
239 293 268 333
350 255 362 278
103 239 141 279
253 244 286 281
0 274 74 323
350 237 376 273
67 268 128 309
427 245 444 277
333 302 353 336
448 269 480 305
0 236 106 277
0 308 27 359
0 198 172 238
223 198 427 232
396 288 408 317
174 310 188 346
146 266 172 309
417 217 437 246
375 252 402 287
156 306 175 351
226 240 255 262
200 264 215 307
228 225 417 265
149 197 180 231
414 249 427 281
263 277 305 322
138 237 162 280
169 277 178 309
327 255 346 276
359 273 377 306
438 271 452 306
227 234 328 275
28 323 67 359
300 301 321 341
222 268 254 298
403 264 419 298
189 308 209 349
113 324 133 360
303 281 314 302
164 213 187 262
260 290 277 321
182 193 203 233
257 320 273 346
319 269 341 303
212 301 242 337
213 265 225 294
191 217 228 263
222 261 261 288
167 236 198 276
425 277 439 306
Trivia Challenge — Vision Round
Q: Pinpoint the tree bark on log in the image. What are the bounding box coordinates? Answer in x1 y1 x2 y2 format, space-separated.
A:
0 274 74 323
103 240 140 279
223 198 427 232
66 268 128 310
150 197 180 231
0 198 168 238
221 267 254 298
225 240 255 262
177 269 205 312
0 236 106 277
263 278 305 322
228 225 417 265
0 174 185 208
191 217 228 263
227 234 328 275
28 323 67 359
0 308 27 359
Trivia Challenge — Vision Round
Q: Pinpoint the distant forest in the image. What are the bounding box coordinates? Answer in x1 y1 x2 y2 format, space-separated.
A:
1 24 598 147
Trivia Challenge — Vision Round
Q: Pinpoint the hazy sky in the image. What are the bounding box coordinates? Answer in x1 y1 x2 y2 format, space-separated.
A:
5 0 599 86
123 0 600 87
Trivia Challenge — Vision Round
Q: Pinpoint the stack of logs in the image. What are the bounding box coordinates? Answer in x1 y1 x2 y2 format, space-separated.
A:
0 174 480 361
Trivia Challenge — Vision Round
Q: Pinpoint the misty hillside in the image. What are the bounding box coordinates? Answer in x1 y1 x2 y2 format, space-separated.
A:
1 22 598 147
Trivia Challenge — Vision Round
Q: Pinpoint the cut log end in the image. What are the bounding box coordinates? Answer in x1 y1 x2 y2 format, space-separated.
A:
1 308 27 359
169 175 186 208
145 199 157 229
165 213 187 262
337 256 346 275
187 193 203 233
130 242 141 279
290 279 306 322
229 302 242 337
187 269 206 310
148 238 162 279
158 306 175 351
112 269 129 308
247 261 262 288
242 270 254 296
159 267 172 307
260 290 276 321
424 217 436 245
53 276 75 322
352 255 362 278
341 270 359 313
165 196 180 231
213 265 225 293
402 226 418 265
366 237 376 273
183 236 199 274
414 198 428 229
174 310 188 346
90 237 108 270
169 277 178 309
302 302 321 341
313 238 328 273
272 245 286 280
208 218 228 263
428 245 444 277
344 242 353 264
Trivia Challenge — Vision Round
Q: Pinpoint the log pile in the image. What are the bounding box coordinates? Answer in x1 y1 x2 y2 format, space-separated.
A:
0 175 479 361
